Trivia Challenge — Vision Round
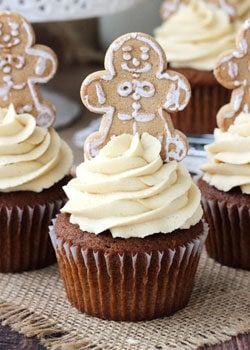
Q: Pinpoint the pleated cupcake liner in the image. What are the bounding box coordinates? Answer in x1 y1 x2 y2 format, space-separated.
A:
0 199 65 272
171 84 230 135
201 197 250 270
50 220 208 321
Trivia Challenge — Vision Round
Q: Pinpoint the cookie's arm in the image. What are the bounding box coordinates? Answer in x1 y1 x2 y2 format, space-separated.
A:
161 69 191 112
214 55 241 89
81 71 111 114
216 87 245 130
28 44 57 83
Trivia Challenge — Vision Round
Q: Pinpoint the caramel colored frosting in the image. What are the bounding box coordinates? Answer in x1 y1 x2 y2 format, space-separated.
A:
0 104 73 192
62 133 203 238
154 0 236 71
201 112 250 194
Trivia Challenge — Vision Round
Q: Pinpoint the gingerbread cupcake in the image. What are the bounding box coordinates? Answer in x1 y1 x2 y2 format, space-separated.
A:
154 0 239 135
50 32 208 321
0 12 73 272
198 20 250 270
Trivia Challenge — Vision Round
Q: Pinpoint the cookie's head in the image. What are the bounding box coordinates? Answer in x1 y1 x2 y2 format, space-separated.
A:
0 12 34 50
106 33 168 79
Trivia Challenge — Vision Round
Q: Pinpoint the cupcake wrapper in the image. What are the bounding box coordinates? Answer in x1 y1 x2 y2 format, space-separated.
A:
172 84 230 135
0 199 65 272
202 197 250 270
50 221 208 321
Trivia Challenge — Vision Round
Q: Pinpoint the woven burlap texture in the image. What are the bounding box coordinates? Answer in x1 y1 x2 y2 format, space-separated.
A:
0 251 249 350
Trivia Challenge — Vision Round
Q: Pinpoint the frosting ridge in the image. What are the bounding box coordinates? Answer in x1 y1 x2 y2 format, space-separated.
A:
201 112 250 194
0 104 73 192
62 133 202 238
154 0 236 71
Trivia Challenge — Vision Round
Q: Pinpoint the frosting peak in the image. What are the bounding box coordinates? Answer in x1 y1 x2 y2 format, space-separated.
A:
201 112 250 194
62 133 202 238
0 105 73 192
154 0 237 70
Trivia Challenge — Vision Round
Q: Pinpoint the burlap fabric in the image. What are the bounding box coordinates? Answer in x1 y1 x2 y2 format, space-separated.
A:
0 251 249 349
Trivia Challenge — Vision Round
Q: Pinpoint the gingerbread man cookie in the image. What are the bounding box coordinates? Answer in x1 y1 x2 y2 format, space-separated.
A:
0 11 57 127
214 19 250 131
81 32 191 162
161 0 236 20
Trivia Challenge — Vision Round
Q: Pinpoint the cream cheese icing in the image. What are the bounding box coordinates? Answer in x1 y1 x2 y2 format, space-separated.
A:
154 0 237 71
0 104 73 192
201 112 250 194
62 133 203 238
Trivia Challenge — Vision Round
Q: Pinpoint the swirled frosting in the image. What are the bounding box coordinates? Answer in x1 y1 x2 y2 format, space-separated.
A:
201 112 250 194
0 104 73 192
62 133 203 238
154 0 236 71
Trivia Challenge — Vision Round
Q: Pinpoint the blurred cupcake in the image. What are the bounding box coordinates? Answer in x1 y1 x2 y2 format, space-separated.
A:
155 0 237 134
50 32 208 321
0 105 73 272
0 11 73 272
198 20 250 270
198 113 250 270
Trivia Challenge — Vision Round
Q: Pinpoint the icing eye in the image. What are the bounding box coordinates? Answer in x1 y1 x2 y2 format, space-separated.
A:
123 53 131 61
117 82 133 97
141 53 149 61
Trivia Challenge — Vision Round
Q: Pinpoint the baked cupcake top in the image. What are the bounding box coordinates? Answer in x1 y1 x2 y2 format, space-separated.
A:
62 32 203 239
62 133 202 238
201 19 250 194
0 104 72 193
154 0 237 71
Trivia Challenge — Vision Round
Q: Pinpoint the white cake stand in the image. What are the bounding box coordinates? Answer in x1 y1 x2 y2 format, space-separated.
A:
0 0 144 128
0 0 144 22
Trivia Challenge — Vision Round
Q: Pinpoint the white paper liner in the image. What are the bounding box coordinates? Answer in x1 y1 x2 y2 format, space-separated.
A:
49 220 208 321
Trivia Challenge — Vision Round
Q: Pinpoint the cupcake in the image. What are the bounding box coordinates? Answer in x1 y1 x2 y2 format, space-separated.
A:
50 32 208 321
0 12 73 272
154 0 238 135
198 20 250 270
0 105 72 272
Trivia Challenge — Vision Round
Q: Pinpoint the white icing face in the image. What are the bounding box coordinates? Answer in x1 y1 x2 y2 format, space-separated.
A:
0 18 20 49
120 45 152 74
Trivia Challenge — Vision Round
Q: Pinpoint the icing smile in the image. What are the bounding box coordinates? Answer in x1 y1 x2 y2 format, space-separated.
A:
121 62 152 73
0 36 20 49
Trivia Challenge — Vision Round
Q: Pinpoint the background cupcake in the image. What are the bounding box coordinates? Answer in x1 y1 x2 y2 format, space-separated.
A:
50 32 208 321
154 0 238 135
198 20 250 270
0 12 73 272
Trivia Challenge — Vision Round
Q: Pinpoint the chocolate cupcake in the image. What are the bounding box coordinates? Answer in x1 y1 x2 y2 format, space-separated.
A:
154 0 238 135
0 105 73 272
50 32 208 321
0 12 73 272
51 133 207 321
199 111 250 270
199 20 250 270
